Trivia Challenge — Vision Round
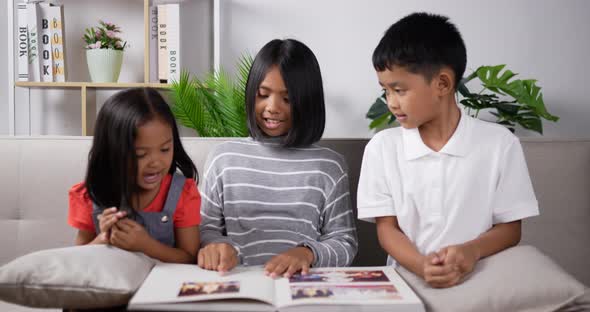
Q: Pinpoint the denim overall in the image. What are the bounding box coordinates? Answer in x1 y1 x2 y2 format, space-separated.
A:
91 173 186 247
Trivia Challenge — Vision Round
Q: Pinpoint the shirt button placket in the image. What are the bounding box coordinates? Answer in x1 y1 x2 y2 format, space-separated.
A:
435 154 444 216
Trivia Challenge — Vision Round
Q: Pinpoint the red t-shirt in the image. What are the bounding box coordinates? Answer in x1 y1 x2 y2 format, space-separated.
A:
68 174 201 232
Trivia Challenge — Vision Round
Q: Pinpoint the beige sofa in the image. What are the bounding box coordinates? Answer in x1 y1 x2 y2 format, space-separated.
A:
1 136 589 311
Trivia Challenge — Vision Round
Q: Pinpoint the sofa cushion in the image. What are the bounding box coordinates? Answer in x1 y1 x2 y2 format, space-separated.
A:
0 245 156 309
396 245 589 312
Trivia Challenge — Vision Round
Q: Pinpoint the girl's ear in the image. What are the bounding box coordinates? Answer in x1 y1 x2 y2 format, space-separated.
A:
435 67 455 96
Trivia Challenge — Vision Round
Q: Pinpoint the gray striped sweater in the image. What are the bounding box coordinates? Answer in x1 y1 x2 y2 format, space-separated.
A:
200 137 358 267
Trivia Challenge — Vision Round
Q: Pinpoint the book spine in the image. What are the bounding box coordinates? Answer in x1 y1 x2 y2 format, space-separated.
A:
166 4 180 83
26 2 41 82
149 5 159 83
157 4 168 83
17 3 29 82
49 5 65 82
38 3 53 82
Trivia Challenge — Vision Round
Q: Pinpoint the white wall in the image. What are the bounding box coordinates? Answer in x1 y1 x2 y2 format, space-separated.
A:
220 0 590 138
2 0 590 138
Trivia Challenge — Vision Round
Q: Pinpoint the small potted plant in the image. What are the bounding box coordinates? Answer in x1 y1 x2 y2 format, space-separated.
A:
83 20 127 83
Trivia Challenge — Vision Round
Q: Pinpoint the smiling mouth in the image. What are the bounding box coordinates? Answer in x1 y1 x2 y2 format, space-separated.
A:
263 118 284 130
143 172 162 184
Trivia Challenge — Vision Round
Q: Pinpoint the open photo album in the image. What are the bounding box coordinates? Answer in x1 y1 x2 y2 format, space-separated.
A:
128 263 425 312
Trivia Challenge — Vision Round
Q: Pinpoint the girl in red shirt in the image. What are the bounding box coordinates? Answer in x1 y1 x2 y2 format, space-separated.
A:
68 87 200 263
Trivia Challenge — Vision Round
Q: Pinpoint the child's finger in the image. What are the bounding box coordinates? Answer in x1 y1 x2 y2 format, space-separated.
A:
218 250 237 273
101 207 118 217
300 262 310 275
208 249 220 271
109 230 120 247
425 263 455 277
445 248 458 265
436 248 447 263
264 259 278 276
426 269 459 286
201 249 210 270
425 252 441 265
270 262 288 278
115 219 134 232
100 215 118 232
283 264 300 278
197 250 205 268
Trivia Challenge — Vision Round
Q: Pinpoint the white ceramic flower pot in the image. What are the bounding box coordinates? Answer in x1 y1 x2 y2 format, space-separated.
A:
86 49 124 83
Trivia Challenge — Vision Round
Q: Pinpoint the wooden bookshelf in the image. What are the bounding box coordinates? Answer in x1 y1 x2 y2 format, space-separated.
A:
15 81 170 135
15 82 170 88
10 0 190 136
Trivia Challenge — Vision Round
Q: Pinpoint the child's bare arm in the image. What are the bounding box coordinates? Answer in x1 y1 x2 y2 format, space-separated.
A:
375 216 427 277
75 229 96 245
459 220 521 261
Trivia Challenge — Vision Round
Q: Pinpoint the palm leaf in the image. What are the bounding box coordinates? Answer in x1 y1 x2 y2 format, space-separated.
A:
169 55 253 137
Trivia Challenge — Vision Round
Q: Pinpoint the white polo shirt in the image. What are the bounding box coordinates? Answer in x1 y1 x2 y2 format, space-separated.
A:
357 110 539 266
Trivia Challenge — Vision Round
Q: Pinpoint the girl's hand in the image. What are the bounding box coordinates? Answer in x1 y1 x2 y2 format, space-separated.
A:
197 243 239 273
110 218 150 252
90 232 110 245
264 247 314 278
97 207 127 238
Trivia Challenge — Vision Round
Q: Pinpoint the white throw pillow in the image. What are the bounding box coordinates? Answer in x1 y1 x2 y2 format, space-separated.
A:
0 245 156 309
397 245 590 312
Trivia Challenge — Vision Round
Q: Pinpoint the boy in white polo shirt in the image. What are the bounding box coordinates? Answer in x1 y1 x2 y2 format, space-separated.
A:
357 12 539 288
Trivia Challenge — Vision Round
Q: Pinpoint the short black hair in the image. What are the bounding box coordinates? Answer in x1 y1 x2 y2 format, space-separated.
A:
245 39 325 147
85 87 197 211
373 12 467 89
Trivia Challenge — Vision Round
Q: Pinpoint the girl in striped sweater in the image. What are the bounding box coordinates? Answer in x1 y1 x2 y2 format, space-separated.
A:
198 39 358 278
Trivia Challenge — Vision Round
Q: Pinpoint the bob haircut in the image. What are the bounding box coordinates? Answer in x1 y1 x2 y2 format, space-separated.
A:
245 39 325 147
372 12 467 90
85 87 197 212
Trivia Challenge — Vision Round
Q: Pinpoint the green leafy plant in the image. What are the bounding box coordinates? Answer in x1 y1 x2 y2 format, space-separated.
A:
83 20 127 50
366 65 559 134
169 55 253 137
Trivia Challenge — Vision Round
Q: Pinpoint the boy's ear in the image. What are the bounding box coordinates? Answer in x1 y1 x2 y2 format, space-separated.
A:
435 67 455 96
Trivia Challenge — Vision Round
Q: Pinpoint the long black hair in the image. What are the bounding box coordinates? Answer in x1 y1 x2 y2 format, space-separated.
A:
245 39 325 147
85 87 197 211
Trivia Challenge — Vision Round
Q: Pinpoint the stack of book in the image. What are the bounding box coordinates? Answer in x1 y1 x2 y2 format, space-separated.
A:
151 3 181 84
17 0 66 82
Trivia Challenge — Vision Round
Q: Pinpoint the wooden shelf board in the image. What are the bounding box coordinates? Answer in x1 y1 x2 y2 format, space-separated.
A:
15 82 171 89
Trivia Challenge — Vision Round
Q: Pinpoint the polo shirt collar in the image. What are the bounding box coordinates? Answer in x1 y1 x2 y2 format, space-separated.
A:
402 108 471 160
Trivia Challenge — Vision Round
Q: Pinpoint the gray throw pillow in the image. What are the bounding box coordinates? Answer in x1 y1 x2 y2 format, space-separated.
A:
0 245 156 309
396 245 590 312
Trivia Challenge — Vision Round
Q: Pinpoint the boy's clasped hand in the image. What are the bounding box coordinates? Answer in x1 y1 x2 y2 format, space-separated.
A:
422 244 480 288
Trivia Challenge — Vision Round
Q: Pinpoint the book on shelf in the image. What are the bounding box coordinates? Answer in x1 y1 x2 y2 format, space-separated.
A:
149 4 159 83
157 4 168 83
48 4 66 82
128 264 425 312
38 3 54 82
17 2 29 82
26 1 41 82
166 3 180 83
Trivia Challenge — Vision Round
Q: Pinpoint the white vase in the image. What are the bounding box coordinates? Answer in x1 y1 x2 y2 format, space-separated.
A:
86 49 124 83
